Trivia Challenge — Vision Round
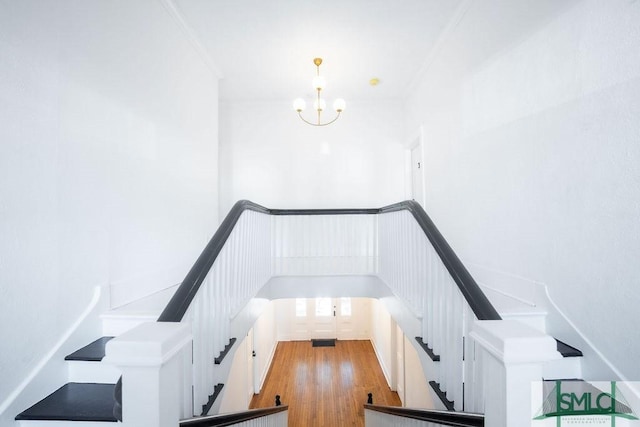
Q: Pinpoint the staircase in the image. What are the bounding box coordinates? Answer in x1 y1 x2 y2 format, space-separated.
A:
15 287 179 426
12 200 590 427
15 284 585 426
411 281 584 413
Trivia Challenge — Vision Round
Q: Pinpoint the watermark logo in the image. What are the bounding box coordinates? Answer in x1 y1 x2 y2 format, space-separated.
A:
533 381 639 427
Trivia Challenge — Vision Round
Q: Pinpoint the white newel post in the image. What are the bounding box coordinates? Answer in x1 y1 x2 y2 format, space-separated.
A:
104 322 193 427
470 320 561 427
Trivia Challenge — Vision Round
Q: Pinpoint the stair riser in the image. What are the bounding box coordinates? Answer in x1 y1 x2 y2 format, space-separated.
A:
500 313 547 333
67 362 121 384
544 356 582 380
101 315 157 336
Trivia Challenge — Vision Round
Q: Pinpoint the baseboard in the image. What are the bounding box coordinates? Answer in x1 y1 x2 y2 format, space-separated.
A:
257 340 278 393
370 338 392 388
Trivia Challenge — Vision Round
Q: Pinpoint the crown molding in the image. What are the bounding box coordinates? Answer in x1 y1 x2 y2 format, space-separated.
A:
158 0 223 78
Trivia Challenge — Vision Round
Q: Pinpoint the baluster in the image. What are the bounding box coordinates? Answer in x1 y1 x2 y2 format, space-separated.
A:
373 215 379 273
243 213 251 304
334 214 341 273
272 216 279 275
287 215 294 274
276 216 284 275
270 216 276 274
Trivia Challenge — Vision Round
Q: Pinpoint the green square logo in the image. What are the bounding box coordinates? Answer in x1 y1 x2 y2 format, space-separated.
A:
532 381 639 427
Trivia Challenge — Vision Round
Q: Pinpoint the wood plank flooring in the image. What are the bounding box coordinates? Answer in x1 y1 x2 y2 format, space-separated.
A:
250 340 401 427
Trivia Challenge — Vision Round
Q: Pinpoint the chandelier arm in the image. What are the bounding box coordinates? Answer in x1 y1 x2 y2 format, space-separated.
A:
297 111 341 127
319 111 342 126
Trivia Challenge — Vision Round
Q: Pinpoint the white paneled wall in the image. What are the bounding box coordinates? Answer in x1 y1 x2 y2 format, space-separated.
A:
272 215 377 276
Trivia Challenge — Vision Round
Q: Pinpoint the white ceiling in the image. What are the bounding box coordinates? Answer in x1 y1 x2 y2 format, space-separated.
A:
173 0 464 101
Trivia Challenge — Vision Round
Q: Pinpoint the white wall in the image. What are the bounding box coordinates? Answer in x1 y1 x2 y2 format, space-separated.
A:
369 299 432 402
218 99 405 215
370 299 394 387
253 301 277 393
405 0 640 380
219 301 278 413
402 335 433 409
0 0 219 413
218 331 251 414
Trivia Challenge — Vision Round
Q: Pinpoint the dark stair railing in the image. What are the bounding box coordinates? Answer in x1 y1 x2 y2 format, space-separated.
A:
158 200 270 322
179 405 288 427
364 404 484 427
146 199 500 421
158 199 500 323
378 201 499 321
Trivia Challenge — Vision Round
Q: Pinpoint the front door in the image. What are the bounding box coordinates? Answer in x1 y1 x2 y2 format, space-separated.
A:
311 297 337 339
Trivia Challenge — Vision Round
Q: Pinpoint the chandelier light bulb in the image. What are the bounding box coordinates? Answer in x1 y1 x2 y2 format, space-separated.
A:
313 98 326 112
293 98 306 112
333 98 346 113
312 76 326 91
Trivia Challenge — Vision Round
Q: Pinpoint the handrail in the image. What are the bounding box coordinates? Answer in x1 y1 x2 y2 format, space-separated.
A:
158 199 500 322
379 200 501 320
270 207 380 215
180 406 288 427
364 404 484 427
158 200 270 322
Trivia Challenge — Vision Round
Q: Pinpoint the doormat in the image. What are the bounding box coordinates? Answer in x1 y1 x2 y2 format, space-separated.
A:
312 339 336 347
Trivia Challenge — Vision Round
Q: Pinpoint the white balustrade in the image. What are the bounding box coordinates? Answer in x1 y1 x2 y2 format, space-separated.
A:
122 203 503 424
217 411 288 427
272 214 377 276
184 210 272 414
364 409 465 427
378 210 479 411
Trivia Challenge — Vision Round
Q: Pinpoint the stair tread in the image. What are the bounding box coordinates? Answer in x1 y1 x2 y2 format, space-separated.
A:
65 337 114 361
428 381 455 411
16 383 117 422
415 337 440 362
556 339 583 357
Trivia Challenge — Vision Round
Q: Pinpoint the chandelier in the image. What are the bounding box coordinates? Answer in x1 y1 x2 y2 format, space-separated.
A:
293 58 345 127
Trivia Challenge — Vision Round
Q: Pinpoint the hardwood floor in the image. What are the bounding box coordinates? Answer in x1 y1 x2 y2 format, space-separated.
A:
250 340 401 427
